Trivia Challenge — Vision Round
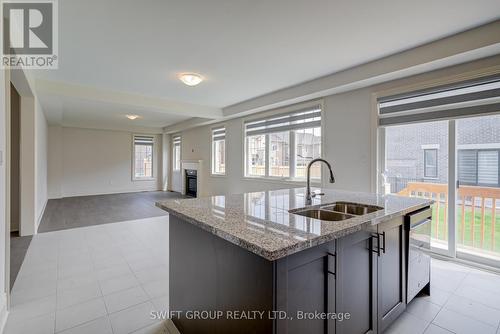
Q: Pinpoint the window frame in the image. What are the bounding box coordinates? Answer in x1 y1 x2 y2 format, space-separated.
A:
423 148 438 179
211 126 226 176
132 134 156 181
242 101 324 183
172 135 181 172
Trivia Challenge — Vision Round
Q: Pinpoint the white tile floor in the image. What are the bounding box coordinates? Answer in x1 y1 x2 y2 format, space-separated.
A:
5 215 500 334
386 259 500 334
5 217 175 334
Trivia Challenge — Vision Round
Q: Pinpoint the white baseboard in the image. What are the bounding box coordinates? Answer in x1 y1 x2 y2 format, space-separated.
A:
36 198 48 231
0 292 8 334
58 187 163 199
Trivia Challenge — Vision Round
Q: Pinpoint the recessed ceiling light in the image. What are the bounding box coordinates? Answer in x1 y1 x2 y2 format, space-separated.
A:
178 73 203 86
126 114 140 120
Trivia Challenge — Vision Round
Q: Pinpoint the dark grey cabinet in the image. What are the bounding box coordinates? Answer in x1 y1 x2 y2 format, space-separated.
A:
276 241 336 334
376 217 406 333
336 216 406 334
170 207 424 334
336 229 377 334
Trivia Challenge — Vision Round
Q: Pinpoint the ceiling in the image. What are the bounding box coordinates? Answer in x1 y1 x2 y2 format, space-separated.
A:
32 0 500 131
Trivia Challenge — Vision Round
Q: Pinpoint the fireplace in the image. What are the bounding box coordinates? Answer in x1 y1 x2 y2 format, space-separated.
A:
185 169 197 197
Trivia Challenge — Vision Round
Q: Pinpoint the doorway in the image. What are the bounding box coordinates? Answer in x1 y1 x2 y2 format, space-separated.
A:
10 84 20 234
9 83 32 289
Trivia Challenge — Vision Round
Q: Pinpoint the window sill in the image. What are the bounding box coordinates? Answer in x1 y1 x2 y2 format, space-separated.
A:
211 173 226 178
242 176 322 187
133 178 156 182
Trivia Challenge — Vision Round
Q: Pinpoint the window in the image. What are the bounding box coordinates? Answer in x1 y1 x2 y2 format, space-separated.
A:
172 135 181 171
133 135 154 180
244 104 322 180
423 149 438 178
269 132 289 177
211 127 226 175
458 148 500 187
295 127 321 178
246 134 266 176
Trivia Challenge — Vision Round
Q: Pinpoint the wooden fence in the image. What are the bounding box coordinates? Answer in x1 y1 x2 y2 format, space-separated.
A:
398 182 500 250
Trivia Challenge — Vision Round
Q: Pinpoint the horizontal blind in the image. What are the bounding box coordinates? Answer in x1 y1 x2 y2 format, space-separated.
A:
458 150 477 185
134 135 154 145
172 135 181 145
478 150 499 185
378 75 500 126
244 105 321 136
212 127 225 141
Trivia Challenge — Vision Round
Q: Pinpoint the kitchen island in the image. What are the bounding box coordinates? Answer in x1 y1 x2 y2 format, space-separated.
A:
156 188 433 334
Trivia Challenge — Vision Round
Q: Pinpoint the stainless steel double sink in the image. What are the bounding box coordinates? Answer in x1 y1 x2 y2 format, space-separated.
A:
289 202 384 221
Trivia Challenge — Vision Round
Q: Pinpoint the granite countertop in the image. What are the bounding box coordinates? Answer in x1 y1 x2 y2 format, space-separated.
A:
156 188 433 261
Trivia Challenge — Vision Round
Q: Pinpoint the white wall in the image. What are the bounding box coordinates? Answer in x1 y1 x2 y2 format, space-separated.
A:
174 55 500 197
0 69 9 330
19 97 36 236
48 126 163 198
47 125 62 198
35 99 48 228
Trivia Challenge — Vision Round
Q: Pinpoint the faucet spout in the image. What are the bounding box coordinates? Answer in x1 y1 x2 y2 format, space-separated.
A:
305 158 335 205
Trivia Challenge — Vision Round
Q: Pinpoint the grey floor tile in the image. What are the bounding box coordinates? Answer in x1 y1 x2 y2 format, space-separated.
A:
424 324 454 334
99 273 140 296
57 282 102 309
103 286 150 314
385 312 430 334
444 294 500 328
7 294 57 323
58 316 113 334
109 301 158 334
433 308 497 334
55 298 108 332
406 297 442 322
4 312 55 334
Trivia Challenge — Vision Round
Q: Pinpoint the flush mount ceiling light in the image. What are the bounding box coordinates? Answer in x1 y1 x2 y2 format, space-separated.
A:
126 114 140 120
178 73 203 86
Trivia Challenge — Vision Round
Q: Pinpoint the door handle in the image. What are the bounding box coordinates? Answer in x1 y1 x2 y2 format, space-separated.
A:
380 231 386 254
371 233 381 257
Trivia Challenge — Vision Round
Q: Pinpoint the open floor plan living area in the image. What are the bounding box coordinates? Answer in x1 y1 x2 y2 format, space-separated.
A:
1 1 500 334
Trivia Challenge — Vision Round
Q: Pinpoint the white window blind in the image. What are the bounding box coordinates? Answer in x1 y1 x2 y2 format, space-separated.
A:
173 135 181 171
212 127 226 175
133 135 154 179
244 106 321 136
378 75 500 126
244 104 322 180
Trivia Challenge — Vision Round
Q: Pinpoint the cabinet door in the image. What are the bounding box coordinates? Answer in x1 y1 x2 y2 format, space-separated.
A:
377 217 406 333
275 242 335 334
336 230 377 334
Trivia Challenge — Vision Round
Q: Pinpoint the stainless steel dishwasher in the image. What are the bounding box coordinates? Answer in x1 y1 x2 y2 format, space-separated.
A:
406 207 432 303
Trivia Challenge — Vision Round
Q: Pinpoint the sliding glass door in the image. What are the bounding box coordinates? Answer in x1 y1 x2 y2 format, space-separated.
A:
381 115 500 266
384 121 451 255
456 114 500 265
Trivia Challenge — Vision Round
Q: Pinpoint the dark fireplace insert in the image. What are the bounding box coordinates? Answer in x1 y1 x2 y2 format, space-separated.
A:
185 169 197 197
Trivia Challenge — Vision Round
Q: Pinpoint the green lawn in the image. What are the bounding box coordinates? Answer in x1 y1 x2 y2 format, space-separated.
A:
431 205 500 255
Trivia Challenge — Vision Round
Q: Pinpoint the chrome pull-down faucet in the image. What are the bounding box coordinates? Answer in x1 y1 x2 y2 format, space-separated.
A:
305 158 335 205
